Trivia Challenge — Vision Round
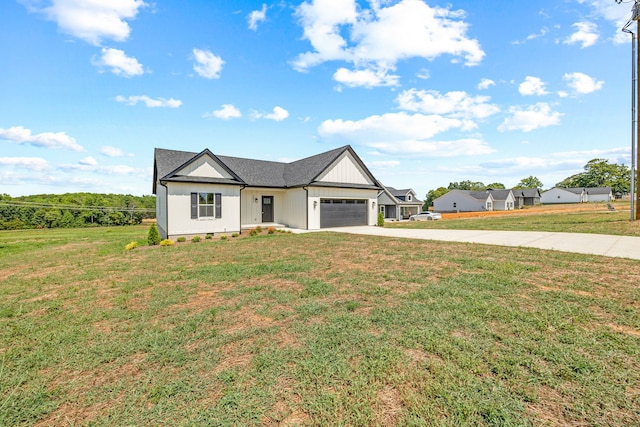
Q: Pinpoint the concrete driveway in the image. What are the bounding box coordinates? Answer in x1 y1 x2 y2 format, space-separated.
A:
312 226 640 261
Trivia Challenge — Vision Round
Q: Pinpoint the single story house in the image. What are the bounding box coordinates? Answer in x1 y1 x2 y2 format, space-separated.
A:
482 189 516 211
512 188 541 208
433 189 494 213
377 186 423 220
540 187 613 204
153 145 382 239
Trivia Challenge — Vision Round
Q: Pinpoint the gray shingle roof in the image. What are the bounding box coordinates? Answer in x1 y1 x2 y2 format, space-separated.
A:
485 189 513 201
154 145 381 193
558 187 612 195
381 185 422 204
468 190 493 201
520 189 541 198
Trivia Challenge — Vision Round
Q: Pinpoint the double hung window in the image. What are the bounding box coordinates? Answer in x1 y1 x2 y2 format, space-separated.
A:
191 192 221 219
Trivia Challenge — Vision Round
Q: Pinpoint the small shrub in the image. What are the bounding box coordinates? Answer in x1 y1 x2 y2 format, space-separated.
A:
177 237 186 243
160 239 174 246
231 233 239 238
192 235 201 243
267 227 276 234
205 233 213 240
377 211 385 227
220 234 228 240
147 223 161 246
255 226 263 233
249 228 259 236
125 241 137 251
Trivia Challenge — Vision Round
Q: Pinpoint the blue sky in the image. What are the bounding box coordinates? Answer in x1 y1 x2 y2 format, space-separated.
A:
0 0 637 198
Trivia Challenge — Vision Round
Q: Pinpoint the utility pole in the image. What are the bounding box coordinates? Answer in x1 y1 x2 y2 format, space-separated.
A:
621 0 640 220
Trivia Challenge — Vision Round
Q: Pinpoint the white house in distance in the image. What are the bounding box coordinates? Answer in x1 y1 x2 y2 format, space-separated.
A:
377 186 423 220
540 187 613 204
484 189 516 211
433 189 494 213
153 145 382 239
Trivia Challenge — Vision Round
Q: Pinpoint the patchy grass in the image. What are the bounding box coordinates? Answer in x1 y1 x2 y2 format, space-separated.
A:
390 206 640 236
1 225 639 426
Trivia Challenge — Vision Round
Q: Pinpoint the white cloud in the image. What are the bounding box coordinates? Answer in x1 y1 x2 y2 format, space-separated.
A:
334 67 399 88
477 78 495 90
513 27 548 45
416 68 430 80
498 102 563 132
92 48 144 77
79 156 98 166
204 104 242 120
248 4 267 31
518 76 549 96
0 157 50 171
100 146 129 157
0 126 84 151
293 0 484 87
396 89 500 120
192 48 224 79
25 0 147 45
318 111 495 156
564 21 599 48
575 0 630 43
59 160 139 175
115 95 182 108
563 72 604 95
253 106 290 121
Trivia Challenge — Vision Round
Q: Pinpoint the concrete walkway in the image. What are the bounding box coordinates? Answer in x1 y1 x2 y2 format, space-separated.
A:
306 226 640 261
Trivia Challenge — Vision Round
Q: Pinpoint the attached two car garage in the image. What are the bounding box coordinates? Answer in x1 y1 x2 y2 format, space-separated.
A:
319 199 368 228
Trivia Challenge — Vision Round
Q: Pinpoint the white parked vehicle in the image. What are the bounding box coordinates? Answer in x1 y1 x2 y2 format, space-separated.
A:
409 212 442 221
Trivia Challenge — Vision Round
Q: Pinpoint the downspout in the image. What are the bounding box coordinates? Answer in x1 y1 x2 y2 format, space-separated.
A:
239 185 246 232
303 186 309 229
160 181 168 239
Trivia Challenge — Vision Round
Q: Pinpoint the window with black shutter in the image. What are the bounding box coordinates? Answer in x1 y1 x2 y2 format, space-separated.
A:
191 192 222 219
191 193 198 219
215 193 222 218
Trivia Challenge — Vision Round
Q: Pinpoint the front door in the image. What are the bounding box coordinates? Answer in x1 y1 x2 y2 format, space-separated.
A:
262 196 274 222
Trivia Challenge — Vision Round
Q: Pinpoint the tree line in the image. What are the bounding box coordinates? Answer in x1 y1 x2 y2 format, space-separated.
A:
0 193 156 230
423 158 630 209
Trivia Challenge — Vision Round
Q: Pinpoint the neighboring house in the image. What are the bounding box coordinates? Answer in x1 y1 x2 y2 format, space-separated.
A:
153 145 382 239
583 187 614 202
540 187 613 204
377 186 423 220
482 189 516 211
512 188 542 208
433 189 494 213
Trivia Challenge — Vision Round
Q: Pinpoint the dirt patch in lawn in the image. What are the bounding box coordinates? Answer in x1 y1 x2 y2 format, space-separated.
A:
441 203 617 220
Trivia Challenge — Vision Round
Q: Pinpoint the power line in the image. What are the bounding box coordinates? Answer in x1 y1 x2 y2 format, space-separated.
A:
0 200 155 212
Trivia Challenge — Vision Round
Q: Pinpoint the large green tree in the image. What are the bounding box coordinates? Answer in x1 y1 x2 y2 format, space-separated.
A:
514 176 543 189
556 159 631 194
0 192 156 230
447 180 487 191
423 187 449 209
486 182 506 189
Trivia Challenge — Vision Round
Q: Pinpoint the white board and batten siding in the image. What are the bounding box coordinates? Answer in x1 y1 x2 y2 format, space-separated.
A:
155 184 168 238
433 190 491 213
160 155 242 239
175 155 233 180
307 187 377 229
164 182 240 238
307 151 378 229
316 151 374 185
540 188 582 204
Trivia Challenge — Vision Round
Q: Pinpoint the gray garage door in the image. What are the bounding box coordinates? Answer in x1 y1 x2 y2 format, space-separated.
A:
320 199 367 228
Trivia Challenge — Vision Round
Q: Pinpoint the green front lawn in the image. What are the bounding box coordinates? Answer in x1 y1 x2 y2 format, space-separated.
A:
1 226 639 425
